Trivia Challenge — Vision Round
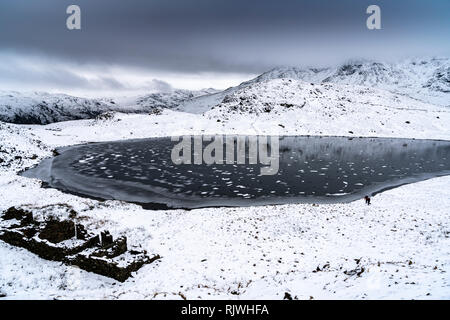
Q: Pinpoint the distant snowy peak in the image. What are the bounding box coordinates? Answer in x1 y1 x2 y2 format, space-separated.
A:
246 58 449 106
323 62 407 86
241 66 331 86
132 88 219 110
253 58 449 87
323 58 449 89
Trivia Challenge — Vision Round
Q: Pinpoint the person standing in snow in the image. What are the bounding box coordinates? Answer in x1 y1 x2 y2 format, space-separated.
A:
364 195 371 205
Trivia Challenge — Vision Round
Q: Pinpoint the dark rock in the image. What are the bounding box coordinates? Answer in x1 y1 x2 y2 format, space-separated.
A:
93 235 127 259
284 292 293 300
67 250 160 282
2 207 34 226
22 227 38 239
100 231 114 247
38 219 87 243
263 106 272 113
222 95 237 104
344 267 365 277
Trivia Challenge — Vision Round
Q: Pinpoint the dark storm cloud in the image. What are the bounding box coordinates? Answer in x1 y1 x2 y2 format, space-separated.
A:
0 0 449 76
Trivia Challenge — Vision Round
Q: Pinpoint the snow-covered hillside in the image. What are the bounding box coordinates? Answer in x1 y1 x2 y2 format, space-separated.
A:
0 113 449 299
202 78 448 139
0 89 218 124
248 58 450 107
0 91 120 125
176 57 449 113
127 88 218 112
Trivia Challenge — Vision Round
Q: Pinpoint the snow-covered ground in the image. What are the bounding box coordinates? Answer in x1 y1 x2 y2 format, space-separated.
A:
1 175 449 299
1 163 450 299
1 97 449 299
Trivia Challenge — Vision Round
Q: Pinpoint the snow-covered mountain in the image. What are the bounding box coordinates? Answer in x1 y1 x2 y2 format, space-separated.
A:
0 57 448 124
126 88 218 111
0 91 119 125
176 57 449 113
203 78 448 138
0 88 218 124
245 57 450 107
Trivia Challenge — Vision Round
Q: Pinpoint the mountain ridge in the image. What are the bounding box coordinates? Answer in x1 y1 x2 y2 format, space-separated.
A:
175 57 449 114
0 57 448 124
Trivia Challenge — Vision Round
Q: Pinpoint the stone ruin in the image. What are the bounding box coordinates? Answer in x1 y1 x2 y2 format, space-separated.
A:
0 207 160 282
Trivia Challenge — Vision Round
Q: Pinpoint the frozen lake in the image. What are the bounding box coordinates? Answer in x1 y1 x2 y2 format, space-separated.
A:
23 136 450 209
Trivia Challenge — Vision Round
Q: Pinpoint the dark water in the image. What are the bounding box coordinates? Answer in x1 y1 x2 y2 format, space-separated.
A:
23 136 450 209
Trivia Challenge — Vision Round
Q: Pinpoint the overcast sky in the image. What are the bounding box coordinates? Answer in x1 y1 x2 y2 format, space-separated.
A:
0 0 449 96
